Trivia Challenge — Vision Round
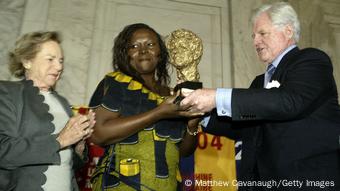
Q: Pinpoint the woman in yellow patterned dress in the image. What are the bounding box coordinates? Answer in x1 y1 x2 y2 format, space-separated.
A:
89 23 201 191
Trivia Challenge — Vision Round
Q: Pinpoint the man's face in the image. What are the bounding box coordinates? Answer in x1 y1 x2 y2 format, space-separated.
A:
252 12 293 64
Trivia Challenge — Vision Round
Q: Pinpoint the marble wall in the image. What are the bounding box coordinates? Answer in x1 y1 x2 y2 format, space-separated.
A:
0 0 339 105
0 0 25 80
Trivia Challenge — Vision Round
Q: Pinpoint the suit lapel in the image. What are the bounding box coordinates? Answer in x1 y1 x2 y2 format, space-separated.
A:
271 47 300 81
250 74 265 89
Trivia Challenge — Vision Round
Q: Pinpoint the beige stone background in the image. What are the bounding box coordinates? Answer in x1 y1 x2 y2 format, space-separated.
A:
0 0 339 105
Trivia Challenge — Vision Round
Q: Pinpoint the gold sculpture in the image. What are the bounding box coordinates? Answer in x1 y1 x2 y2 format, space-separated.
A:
166 29 203 103
166 28 203 83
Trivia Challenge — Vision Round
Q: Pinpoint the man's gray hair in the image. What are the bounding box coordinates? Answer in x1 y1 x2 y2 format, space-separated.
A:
252 2 300 42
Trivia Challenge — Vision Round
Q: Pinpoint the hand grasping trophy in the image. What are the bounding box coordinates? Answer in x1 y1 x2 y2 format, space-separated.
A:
166 28 203 104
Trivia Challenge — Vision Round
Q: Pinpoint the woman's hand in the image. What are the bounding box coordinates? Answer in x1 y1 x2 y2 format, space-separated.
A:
56 110 96 149
155 92 204 119
156 94 181 118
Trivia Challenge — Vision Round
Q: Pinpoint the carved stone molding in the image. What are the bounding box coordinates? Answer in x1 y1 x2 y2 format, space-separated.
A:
0 0 26 81
321 0 340 32
167 0 227 7
319 0 340 102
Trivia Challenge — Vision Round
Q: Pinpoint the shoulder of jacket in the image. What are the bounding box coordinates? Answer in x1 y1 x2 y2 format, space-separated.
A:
252 74 265 85
0 80 24 94
299 47 330 58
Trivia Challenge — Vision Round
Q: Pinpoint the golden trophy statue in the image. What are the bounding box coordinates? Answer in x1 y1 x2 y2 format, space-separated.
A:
166 28 203 104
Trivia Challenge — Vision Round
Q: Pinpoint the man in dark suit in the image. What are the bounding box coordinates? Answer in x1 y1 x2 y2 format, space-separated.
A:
180 2 340 190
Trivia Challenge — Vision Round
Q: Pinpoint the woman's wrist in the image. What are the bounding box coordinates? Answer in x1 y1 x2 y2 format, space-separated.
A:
56 136 65 149
186 126 199 136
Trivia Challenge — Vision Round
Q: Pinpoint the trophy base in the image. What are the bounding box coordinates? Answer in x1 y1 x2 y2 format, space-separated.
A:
173 81 202 104
173 81 202 92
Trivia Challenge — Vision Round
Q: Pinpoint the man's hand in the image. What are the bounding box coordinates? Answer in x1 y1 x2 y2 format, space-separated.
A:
180 88 217 113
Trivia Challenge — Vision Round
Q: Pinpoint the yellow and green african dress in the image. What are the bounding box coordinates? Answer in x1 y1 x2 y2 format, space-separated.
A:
89 71 186 191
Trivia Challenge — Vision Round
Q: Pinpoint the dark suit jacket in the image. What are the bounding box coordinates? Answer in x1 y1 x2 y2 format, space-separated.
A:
0 80 80 191
205 47 340 191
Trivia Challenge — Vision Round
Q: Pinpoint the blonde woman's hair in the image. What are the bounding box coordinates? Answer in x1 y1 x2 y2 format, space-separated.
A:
8 31 61 78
